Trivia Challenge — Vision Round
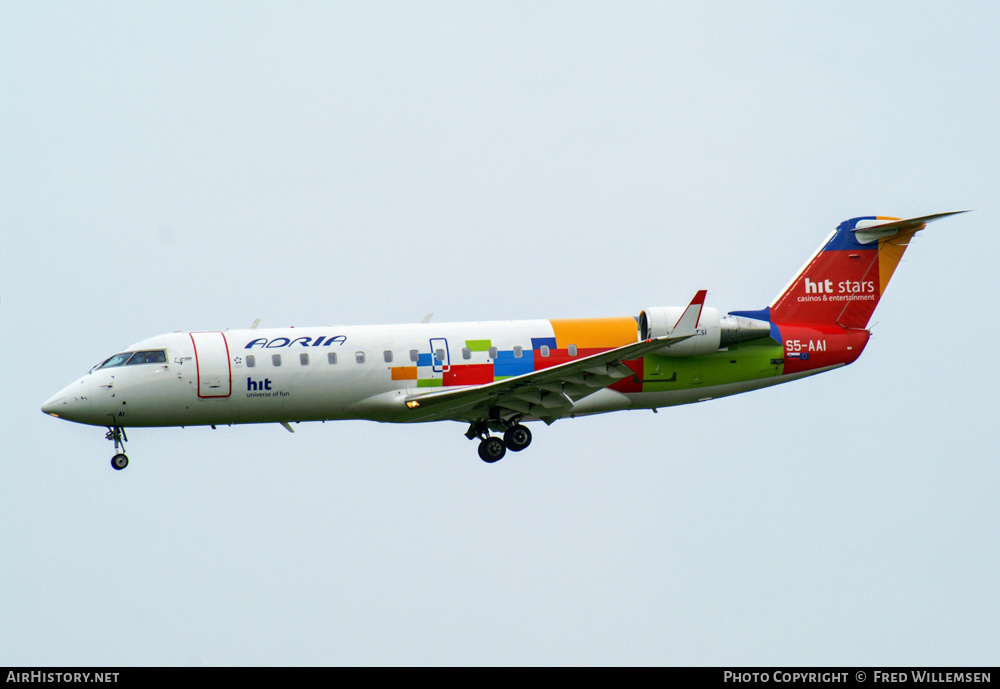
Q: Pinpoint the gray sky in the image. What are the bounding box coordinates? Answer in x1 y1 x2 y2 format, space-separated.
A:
2 1 997 666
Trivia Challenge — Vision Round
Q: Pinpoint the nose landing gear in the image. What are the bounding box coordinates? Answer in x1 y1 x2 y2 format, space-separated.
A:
105 424 129 471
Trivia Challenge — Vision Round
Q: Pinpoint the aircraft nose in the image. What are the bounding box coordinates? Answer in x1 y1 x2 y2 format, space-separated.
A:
41 393 66 416
41 377 94 421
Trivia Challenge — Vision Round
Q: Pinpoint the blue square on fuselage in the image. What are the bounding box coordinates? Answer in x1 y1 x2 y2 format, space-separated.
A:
493 350 534 377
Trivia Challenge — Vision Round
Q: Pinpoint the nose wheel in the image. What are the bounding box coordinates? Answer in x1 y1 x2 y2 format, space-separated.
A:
105 423 129 471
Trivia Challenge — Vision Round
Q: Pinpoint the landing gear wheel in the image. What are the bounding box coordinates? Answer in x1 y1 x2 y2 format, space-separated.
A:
503 424 532 452
106 424 129 471
478 437 506 463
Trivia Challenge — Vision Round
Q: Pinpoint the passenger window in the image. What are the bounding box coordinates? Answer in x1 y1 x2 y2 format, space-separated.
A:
513 346 523 359
246 355 256 368
568 344 577 357
539 345 550 357
488 347 498 359
300 353 309 366
356 352 365 364
409 349 419 362
384 350 393 363
462 347 471 360
272 354 282 366
328 352 338 365
435 348 445 362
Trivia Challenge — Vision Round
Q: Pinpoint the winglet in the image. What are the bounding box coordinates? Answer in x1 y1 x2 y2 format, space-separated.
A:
671 290 707 335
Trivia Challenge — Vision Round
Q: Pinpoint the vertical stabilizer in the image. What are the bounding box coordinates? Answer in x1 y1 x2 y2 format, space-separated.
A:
768 212 964 328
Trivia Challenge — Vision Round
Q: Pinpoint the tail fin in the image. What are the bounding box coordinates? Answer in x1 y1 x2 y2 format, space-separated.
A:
768 212 965 328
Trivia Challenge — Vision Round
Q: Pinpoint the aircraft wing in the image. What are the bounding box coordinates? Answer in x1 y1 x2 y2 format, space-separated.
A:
402 291 707 423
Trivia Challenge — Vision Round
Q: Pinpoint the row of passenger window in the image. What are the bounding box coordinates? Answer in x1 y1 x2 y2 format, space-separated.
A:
247 352 343 367
244 344 581 368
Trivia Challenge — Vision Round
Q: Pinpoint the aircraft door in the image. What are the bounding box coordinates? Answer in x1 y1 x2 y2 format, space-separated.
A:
429 338 451 373
190 332 232 398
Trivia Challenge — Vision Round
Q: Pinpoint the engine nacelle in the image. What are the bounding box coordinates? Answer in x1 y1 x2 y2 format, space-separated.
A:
638 306 721 356
719 314 774 348
638 307 774 356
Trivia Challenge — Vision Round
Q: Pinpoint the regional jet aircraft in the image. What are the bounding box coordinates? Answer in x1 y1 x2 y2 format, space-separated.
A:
42 212 964 469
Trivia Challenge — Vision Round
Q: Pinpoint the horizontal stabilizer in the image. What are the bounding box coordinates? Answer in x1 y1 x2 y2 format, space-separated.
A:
852 211 968 244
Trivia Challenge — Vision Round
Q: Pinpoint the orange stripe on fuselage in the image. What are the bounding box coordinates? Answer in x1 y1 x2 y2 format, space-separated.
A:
549 317 637 350
391 366 418 380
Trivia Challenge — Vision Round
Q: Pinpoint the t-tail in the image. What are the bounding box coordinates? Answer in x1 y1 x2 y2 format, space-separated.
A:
732 212 966 376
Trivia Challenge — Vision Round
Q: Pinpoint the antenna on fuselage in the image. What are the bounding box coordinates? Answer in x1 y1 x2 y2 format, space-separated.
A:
250 318 262 329
421 313 433 323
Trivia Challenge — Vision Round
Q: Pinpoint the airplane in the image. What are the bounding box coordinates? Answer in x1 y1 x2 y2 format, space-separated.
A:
42 212 964 470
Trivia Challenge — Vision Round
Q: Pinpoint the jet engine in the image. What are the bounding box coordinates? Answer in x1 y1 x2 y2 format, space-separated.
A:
638 306 772 356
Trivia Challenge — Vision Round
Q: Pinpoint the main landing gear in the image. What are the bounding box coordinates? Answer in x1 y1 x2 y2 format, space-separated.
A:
106 423 129 471
466 418 533 463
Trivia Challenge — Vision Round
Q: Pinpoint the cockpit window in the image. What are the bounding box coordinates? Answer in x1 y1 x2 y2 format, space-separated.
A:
94 350 167 370
126 350 167 365
96 352 133 369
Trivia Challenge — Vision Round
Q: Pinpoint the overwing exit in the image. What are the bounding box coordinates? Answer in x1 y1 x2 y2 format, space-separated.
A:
41 212 966 469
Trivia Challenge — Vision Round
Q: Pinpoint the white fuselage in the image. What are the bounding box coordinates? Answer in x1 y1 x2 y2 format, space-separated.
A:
41 320 812 431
